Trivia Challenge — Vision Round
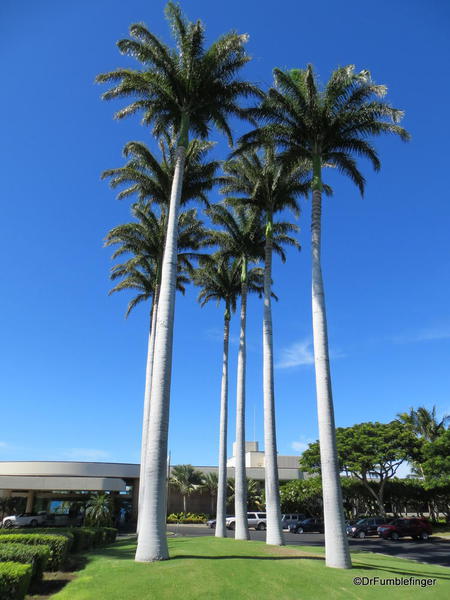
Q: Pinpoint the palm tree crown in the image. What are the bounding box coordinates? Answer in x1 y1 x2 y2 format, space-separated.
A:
239 64 409 192
96 2 261 145
105 202 206 316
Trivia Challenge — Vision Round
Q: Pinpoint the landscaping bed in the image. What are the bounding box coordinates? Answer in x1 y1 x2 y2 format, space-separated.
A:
0 527 117 599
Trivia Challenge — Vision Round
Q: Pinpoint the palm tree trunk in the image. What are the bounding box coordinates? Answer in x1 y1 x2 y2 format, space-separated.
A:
235 267 250 540
311 185 352 569
262 221 284 546
137 285 159 536
216 310 230 538
135 144 187 563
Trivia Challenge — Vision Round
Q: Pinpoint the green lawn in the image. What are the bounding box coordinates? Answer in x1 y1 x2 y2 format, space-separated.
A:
49 536 450 600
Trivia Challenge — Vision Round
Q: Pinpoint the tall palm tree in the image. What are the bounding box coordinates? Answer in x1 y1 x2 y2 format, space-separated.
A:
220 149 304 545
169 465 203 513
239 64 410 568
206 204 298 540
104 202 207 533
199 472 219 516
194 258 264 537
103 136 218 540
97 2 260 561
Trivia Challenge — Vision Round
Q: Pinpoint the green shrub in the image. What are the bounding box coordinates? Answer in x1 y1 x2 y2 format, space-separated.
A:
167 512 207 524
102 527 118 544
0 562 32 600
0 543 50 582
0 534 71 571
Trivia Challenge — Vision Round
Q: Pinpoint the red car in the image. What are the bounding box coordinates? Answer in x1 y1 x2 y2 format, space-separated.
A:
377 518 432 541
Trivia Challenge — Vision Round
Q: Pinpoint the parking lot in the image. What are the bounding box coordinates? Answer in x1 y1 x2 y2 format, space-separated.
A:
167 524 450 568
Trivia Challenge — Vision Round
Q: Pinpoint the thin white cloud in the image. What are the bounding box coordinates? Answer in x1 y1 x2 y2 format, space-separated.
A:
0 441 8 448
392 326 450 344
204 328 239 346
291 437 315 454
276 338 314 369
63 448 110 461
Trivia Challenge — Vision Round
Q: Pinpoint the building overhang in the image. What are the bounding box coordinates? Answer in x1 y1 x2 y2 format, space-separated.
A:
0 476 126 492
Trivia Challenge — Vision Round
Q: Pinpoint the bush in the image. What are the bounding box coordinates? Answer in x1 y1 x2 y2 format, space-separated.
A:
0 534 71 571
0 562 32 600
167 512 207 524
0 543 50 582
102 527 118 544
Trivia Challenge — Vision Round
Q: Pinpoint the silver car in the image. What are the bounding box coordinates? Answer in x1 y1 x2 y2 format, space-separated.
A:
226 512 267 530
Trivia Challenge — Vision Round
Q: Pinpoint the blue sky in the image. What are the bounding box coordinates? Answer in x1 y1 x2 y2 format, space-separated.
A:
1 0 449 468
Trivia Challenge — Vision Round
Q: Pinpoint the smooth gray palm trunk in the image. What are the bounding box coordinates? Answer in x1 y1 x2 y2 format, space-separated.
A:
135 146 186 562
311 188 351 569
262 232 284 546
137 288 159 536
215 312 230 538
234 279 249 540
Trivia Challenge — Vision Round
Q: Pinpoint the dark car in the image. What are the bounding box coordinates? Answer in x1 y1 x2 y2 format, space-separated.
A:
348 516 390 538
377 518 432 541
290 518 324 534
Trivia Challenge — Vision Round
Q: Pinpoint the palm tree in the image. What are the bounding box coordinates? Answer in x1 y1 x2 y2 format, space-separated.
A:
97 2 260 562
199 472 219 516
85 494 113 527
397 406 450 443
239 64 410 568
194 257 264 537
220 148 304 545
169 465 203 514
103 137 218 540
105 202 207 534
206 203 298 540
227 478 264 514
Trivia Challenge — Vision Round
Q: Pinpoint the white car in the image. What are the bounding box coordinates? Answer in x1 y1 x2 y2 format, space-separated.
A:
226 512 267 531
2 512 47 528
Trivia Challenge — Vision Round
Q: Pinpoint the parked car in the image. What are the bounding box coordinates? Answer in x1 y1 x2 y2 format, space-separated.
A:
348 516 391 538
206 518 216 528
226 512 267 530
2 512 47 528
281 514 306 530
289 518 324 534
377 518 432 541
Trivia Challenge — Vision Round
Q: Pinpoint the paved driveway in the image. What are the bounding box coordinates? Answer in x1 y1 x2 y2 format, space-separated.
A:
167 524 450 568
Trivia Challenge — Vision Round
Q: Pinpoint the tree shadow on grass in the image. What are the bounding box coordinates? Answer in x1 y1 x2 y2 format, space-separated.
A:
353 562 450 582
171 554 324 561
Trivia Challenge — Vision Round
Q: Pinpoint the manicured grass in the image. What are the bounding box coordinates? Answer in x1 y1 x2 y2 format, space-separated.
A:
50 536 450 600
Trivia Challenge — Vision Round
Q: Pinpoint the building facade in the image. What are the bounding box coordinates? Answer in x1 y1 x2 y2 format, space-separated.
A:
0 442 303 521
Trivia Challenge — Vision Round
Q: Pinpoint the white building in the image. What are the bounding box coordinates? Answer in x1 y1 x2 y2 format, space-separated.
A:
0 441 303 519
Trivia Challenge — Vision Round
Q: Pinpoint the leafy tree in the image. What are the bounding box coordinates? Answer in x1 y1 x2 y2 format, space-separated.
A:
220 147 305 545
85 494 113 527
422 429 450 488
169 465 203 514
279 478 323 516
97 1 259 562
239 64 409 568
300 421 420 515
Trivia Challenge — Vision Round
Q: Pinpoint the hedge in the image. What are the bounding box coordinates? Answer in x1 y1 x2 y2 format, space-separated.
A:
0 534 71 571
0 543 50 582
167 512 208 524
0 562 32 600
0 527 117 553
